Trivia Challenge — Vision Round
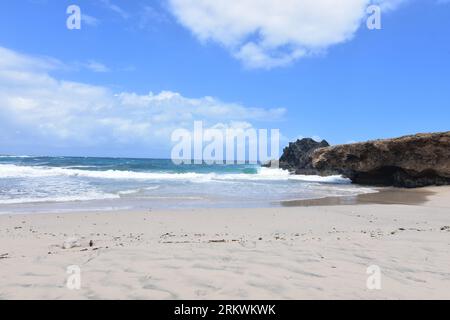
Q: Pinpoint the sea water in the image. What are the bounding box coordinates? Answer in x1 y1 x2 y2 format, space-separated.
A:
0 156 376 213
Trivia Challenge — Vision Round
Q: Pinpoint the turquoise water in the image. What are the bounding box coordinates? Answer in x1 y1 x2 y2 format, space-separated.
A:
0 156 374 213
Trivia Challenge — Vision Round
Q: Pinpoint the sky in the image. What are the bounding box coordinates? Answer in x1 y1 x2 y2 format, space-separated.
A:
0 0 449 158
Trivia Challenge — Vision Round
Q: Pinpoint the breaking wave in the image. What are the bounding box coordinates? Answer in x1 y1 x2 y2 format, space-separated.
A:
0 164 350 184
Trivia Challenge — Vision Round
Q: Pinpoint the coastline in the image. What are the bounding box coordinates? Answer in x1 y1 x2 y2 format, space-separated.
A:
0 186 449 299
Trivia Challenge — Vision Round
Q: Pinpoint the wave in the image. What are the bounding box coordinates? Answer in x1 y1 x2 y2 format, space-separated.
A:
118 186 161 195
0 192 119 205
0 155 33 158
0 164 213 181
0 164 350 184
217 168 351 183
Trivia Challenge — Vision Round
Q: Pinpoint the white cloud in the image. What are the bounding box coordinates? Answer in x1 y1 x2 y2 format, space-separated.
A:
372 0 408 10
138 4 170 29
85 60 110 73
0 46 284 153
81 13 100 27
100 0 130 19
168 0 406 69
0 47 63 72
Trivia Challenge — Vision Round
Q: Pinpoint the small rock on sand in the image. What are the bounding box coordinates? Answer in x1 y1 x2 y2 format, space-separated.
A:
63 238 81 249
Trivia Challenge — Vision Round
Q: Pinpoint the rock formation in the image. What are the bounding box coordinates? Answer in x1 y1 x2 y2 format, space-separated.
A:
278 138 331 175
279 132 450 188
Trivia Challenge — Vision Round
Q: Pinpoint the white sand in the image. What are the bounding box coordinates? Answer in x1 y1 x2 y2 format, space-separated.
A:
0 187 449 300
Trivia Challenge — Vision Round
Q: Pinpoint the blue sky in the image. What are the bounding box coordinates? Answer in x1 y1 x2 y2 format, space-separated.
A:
0 0 449 157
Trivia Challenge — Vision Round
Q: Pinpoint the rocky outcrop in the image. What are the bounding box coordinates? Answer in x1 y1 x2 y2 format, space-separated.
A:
277 138 332 175
279 132 450 188
313 132 450 187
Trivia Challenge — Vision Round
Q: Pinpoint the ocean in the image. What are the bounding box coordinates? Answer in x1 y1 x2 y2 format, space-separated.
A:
0 156 376 213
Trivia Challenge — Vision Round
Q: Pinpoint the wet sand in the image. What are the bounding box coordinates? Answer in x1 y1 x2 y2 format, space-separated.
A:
281 187 436 207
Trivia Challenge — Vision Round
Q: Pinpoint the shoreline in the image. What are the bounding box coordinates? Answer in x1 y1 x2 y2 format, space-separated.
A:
0 185 435 216
0 158 375 215
281 187 436 207
0 186 449 299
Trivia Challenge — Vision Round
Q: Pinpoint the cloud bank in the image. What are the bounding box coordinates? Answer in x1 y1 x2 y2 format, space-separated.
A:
0 47 284 156
168 0 406 68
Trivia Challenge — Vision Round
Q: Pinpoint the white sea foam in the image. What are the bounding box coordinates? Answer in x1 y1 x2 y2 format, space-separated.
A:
118 189 140 195
0 164 206 180
0 155 32 158
216 167 351 184
0 164 378 209
118 186 161 195
0 192 119 205
0 164 350 184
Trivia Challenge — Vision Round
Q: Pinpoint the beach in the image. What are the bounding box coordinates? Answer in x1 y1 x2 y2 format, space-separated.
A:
2 0 450 305
1 186 449 300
